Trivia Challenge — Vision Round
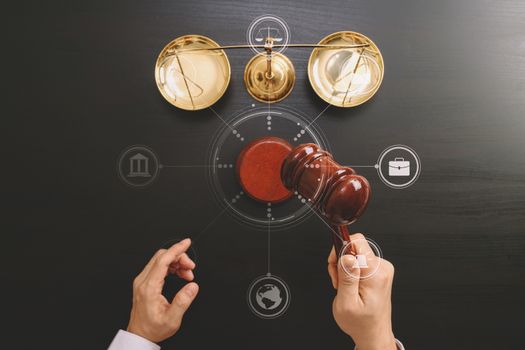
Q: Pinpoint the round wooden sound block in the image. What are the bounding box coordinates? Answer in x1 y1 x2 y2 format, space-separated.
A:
236 137 293 203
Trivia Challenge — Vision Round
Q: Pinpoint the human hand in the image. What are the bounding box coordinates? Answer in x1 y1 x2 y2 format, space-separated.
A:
127 238 198 343
327 233 397 350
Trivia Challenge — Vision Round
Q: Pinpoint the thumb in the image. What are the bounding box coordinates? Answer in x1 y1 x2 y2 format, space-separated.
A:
337 254 360 297
169 282 199 323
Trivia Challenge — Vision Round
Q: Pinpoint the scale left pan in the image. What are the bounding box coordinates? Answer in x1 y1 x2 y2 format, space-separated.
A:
155 35 231 110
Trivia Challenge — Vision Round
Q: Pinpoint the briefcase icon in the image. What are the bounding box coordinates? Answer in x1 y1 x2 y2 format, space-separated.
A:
388 158 410 176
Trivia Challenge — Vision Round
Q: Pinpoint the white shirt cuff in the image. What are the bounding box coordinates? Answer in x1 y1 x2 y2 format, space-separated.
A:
395 338 405 350
108 330 161 350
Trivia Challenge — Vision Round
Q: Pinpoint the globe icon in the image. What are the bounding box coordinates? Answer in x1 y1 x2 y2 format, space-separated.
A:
255 283 282 310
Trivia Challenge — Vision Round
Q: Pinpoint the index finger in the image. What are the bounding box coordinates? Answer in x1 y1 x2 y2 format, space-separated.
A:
146 238 192 283
135 248 167 285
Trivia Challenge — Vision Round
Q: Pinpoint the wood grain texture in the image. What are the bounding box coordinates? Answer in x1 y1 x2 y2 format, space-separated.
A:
3 0 525 349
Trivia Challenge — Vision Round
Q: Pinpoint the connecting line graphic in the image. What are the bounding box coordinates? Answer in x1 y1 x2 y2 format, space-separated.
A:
160 165 217 168
192 205 229 243
209 106 234 131
313 164 378 169
304 202 346 243
305 103 331 128
345 165 377 168
267 218 271 275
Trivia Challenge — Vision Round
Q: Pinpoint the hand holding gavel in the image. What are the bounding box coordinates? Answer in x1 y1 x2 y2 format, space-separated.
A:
281 141 396 349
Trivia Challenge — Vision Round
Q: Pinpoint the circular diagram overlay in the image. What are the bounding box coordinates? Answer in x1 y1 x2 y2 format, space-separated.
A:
247 274 291 319
206 106 330 230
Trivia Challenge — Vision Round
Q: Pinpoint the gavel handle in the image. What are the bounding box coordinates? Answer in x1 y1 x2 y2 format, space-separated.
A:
331 224 351 258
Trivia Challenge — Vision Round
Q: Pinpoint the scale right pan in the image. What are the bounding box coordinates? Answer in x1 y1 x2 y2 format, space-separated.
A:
308 31 384 107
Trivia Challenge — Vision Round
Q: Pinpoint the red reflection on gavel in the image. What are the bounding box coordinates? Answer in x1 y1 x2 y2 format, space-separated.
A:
237 137 371 256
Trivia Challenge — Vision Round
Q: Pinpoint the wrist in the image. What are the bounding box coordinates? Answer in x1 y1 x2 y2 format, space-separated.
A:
354 329 396 350
127 323 155 344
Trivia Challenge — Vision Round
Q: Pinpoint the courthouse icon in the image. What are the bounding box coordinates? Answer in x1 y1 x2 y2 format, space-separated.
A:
127 153 151 177
118 145 159 187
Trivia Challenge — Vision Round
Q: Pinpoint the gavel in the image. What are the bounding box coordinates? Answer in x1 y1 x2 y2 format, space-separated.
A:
237 136 371 257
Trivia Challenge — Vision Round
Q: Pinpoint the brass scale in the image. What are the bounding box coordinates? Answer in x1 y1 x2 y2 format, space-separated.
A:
154 31 384 110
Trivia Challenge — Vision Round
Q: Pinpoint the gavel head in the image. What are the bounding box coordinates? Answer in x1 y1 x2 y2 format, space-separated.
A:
236 137 371 226
281 143 370 226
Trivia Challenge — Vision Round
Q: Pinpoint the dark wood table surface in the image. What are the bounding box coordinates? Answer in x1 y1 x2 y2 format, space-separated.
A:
5 0 525 349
